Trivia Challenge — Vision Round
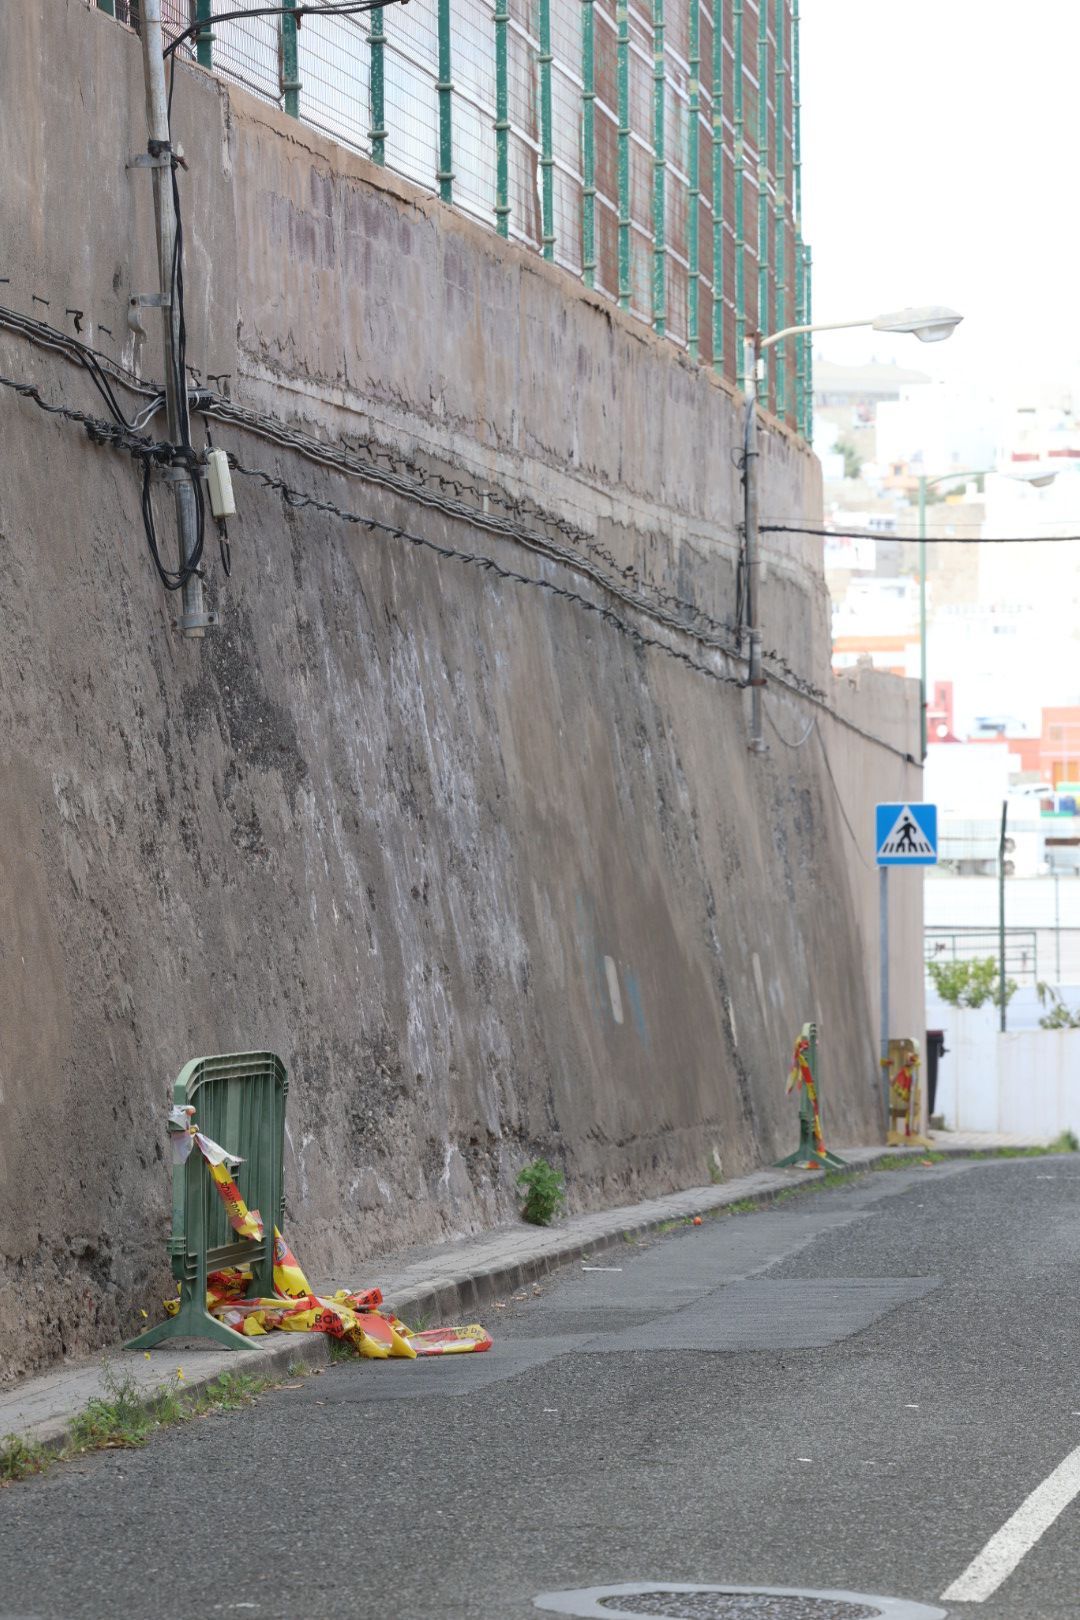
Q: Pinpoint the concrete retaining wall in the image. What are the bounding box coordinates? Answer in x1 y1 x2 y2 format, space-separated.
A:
0 0 921 1381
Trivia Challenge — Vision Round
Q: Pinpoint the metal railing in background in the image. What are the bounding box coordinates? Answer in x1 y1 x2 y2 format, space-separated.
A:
95 0 812 435
925 927 1041 986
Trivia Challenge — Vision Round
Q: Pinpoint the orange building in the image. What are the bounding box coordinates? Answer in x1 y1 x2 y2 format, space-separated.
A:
1039 707 1080 785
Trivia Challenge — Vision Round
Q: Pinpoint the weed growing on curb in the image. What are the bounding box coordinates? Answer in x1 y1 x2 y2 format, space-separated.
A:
0 1361 287 1488
517 1159 566 1226
0 1436 48 1483
871 1152 946 1172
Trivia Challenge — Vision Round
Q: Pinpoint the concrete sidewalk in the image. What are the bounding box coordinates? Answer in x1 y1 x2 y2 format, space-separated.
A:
0 1130 1054 1452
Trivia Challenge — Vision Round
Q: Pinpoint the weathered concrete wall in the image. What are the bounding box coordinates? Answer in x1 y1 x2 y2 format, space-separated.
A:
0 0 921 1380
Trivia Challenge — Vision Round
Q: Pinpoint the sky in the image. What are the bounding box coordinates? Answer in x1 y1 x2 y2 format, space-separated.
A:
800 0 1080 398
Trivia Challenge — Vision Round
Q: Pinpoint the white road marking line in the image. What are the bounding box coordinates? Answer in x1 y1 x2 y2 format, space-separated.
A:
941 1442 1080 1602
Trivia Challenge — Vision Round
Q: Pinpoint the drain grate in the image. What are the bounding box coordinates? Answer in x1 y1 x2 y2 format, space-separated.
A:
533 1584 946 1620
596 1595 879 1618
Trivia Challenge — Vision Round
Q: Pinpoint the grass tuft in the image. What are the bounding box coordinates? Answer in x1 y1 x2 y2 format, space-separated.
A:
0 1436 48 1483
2 1357 287 1488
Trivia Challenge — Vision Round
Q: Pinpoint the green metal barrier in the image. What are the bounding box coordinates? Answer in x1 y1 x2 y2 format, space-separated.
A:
774 1022 847 1171
125 1051 288 1353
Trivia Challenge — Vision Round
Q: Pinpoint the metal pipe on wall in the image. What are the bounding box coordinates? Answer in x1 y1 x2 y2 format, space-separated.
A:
743 386 766 752
137 0 210 637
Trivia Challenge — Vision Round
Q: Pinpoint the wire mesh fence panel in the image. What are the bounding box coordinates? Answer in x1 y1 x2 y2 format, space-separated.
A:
665 70 689 345
206 4 283 104
383 34 440 191
551 60 584 272
450 0 498 220
506 19 541 245
454 94 499 226
297 14 371 152
93 0 808 427
720 133 736 366
551 164 583 274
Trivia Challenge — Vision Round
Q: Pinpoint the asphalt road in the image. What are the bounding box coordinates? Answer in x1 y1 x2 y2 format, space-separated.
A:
3 1155 1080 1620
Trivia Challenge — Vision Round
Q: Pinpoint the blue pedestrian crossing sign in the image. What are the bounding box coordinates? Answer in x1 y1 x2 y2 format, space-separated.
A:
875 802 937 866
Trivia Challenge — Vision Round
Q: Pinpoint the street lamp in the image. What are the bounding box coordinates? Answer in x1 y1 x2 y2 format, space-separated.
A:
916 465 1057 758
742 306 963 753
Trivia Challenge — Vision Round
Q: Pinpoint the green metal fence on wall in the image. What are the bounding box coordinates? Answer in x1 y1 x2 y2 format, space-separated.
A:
97 0 811 435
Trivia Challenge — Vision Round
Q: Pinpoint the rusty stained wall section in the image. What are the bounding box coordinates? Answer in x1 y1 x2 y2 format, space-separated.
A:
0 0 921 1380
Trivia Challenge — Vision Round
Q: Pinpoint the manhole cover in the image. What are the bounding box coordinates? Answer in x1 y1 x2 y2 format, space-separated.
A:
533 1586 946 1620
597 1597 877 1618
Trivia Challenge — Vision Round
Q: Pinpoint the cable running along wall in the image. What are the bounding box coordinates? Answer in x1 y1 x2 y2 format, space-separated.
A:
95 0 810 433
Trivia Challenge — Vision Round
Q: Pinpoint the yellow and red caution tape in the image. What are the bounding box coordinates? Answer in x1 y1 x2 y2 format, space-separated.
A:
162 1113 492 1358
786 1033 830 1160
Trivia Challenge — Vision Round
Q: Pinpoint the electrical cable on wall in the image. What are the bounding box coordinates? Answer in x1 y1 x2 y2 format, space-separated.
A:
0 304 825 698
162 2 412 61
762 521 1080 544
0 355 922 761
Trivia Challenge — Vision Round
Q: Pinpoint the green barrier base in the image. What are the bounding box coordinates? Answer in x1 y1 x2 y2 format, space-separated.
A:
774 1109 848 1172
124 1293 260 1353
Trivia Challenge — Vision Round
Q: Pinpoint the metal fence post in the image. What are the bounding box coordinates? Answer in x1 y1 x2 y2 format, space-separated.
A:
369 5 387 163
651 0 666 333
710 0 723 374
756 0 769 406
686 0 700 360
281 0 301 118
437 0 454 202
733 0 746 390
617 0 631 308
194 0 214 68
495 0 510 231
773 0 786 421
582 0 597 282
539 0 555 257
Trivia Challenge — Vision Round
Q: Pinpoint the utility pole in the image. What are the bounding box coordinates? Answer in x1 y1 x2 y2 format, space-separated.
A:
743 351 766 753
998 799 1008 1033
918 473 927 760
137 0 213 637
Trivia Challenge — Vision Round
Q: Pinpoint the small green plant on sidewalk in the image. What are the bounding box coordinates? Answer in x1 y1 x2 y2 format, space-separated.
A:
517 1159 565 1226
927 956 1017 1009
0 1359 305 1488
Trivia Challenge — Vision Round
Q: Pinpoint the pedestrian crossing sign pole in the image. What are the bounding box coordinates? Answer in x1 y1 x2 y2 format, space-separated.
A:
875 804 937 1127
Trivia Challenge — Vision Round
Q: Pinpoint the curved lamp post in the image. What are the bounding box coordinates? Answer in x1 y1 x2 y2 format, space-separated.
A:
743 307 963 753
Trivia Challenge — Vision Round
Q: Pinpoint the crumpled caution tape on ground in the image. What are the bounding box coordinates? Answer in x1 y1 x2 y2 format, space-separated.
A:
162 1111 492 1358
786 1034 832 1161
